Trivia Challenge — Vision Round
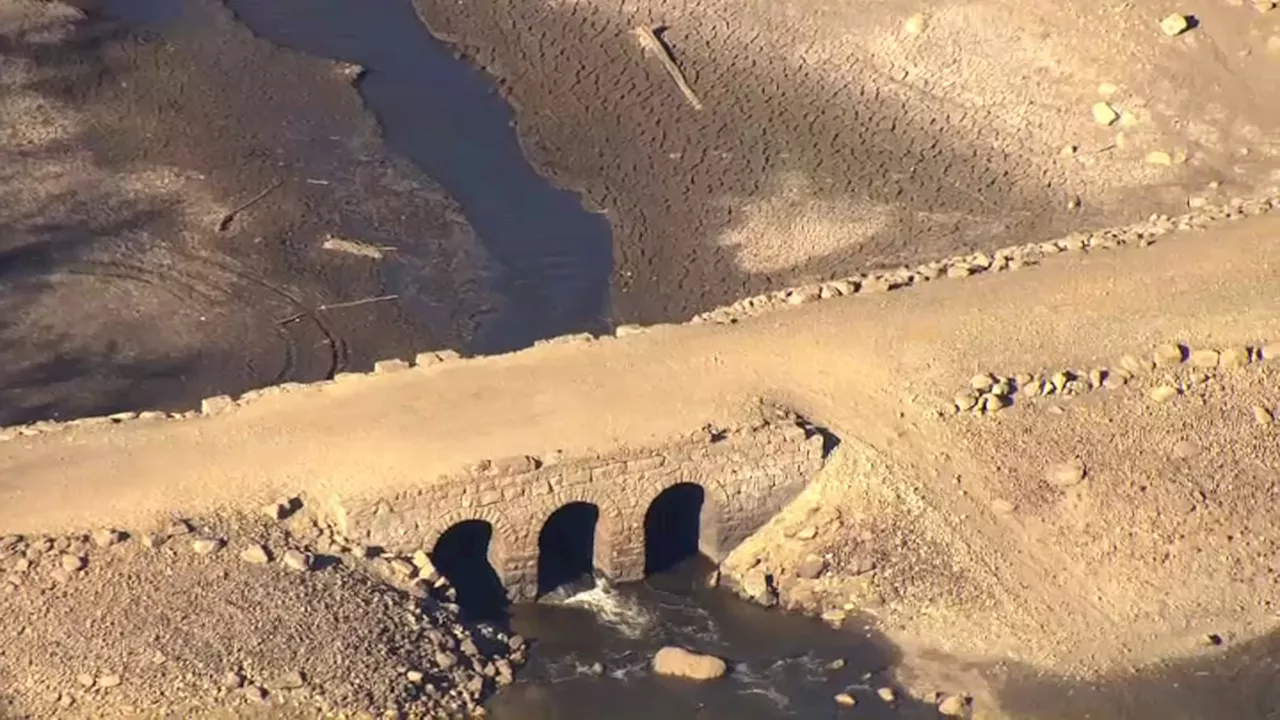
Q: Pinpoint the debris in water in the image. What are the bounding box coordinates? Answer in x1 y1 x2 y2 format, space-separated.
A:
322 235 394 259
216 180 282 232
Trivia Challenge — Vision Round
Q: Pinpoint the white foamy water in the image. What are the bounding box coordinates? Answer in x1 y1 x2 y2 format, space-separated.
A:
558 580 657 639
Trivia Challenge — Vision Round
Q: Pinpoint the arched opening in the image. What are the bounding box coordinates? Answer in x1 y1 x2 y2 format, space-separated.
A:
430 520 509 621
644 483 705 576
536 502 600 597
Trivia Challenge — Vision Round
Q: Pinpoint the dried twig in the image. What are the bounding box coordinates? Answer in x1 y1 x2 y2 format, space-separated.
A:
217 180 283 232
317 294 398 311
631 26 704 111
276 294 399 325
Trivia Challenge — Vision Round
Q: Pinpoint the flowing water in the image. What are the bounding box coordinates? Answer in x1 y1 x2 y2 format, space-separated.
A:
488 559 933 719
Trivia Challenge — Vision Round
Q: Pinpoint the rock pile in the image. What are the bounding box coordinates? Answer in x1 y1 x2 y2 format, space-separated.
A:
946 341 1279 418
0 504 523 717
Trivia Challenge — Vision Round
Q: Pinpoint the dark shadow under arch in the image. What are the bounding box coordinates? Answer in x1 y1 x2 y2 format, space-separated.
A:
536 501 600 597
644 483 705 576
430 519 509 621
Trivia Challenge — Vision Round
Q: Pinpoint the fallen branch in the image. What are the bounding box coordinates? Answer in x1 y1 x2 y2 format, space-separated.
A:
317 294 398 311
631 26 704 111
217 180 283 232
276 294 399 325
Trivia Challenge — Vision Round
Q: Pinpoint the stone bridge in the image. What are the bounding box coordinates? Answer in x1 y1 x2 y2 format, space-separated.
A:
330 417 826 601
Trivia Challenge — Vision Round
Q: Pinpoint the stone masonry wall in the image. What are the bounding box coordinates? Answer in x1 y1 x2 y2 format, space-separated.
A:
327 415 826 601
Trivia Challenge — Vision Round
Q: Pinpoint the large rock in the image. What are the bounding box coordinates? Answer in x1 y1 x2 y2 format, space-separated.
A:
651 647 728 681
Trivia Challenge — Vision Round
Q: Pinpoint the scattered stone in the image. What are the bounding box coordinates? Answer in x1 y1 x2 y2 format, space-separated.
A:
373 358 410 374
739 570 778 607
60 554 86 572
263 498 300 521
1092 102 1119 126
878 687 897 703
167 519 194 536
1159 13 1191 36
282 549 313 572
903 13 926 35
1046 458 1087 488
834 693 857 707
651 647 728 681
387 558 417 578
191 538 225 555
938 694 969 716
275 670 306 690
969 373 996 391
1220 347 1250 368
243 685 268 703
406 670 425 683
980 393 1008 413
91 529 126 548
991 499 1016 514
96 674 122 689
1049 371 1070 392
954 391 979 412
796 555 827 579
796 526 818 541
411 550 436 573
821 608 847 626
1253 406 1274 425
1145 150 1173 166
826 658 846 671
239 544 272 564
221 672 244 689
1173 440 1202 459
1150 385 1181 403
989 381 1011 397
1263 343 1280 362
1153 343 1186 366
1060 144 1078 157
140 533 164 549
1120 354 1155 375
200 395 235 415
76 674 94 688
1189 348 1220 368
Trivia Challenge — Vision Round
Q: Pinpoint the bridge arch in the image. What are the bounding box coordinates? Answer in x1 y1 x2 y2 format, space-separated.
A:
531 489 625 582
423 506 521 619
637 476 732 575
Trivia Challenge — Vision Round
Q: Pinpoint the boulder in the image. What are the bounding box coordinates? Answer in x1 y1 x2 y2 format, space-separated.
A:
651 647 727 681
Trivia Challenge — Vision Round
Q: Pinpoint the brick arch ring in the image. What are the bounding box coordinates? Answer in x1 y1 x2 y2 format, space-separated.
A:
634 475 732 561
420 505 520 576
529 490 626 577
